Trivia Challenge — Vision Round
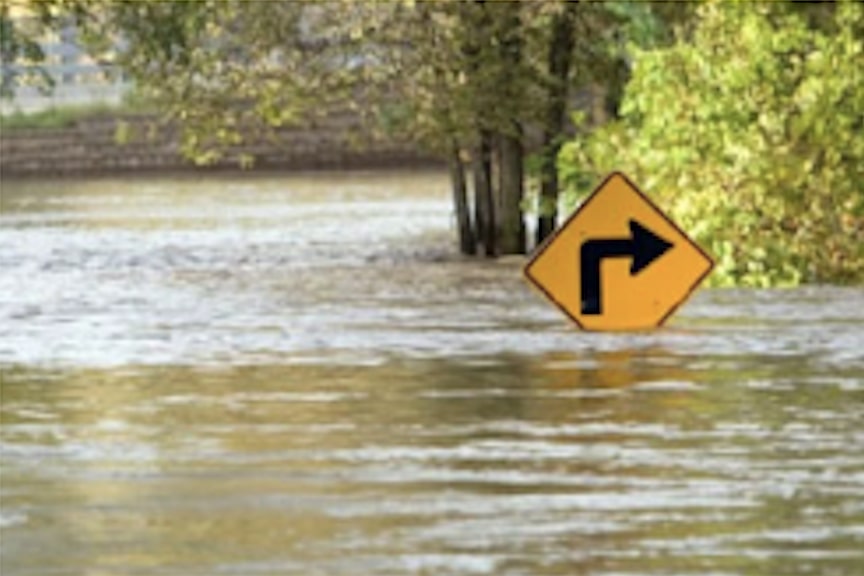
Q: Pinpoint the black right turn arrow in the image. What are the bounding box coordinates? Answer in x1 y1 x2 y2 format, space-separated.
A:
580 219 673 315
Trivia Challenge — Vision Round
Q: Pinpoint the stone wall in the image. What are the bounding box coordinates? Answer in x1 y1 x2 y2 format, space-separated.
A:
0 111 441 177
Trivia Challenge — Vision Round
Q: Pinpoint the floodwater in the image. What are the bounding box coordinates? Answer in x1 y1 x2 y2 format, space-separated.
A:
1 171 862 575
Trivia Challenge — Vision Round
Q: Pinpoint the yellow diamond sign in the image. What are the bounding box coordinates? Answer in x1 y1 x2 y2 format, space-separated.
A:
524 172 714 331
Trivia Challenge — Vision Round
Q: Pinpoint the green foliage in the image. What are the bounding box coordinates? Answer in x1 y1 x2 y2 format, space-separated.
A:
0 0 53 98
2 1 648 164
49 1 340 165
560 1 864 286
6 1 634 161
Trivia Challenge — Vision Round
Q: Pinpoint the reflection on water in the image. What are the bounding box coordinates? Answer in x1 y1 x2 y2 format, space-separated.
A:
1 172 863 575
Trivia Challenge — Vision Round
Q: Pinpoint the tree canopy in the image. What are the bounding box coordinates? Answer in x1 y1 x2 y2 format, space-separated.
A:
0 0 642 256
560 0 864 286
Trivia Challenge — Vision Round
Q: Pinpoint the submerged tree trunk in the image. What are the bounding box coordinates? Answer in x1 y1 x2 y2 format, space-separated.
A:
498 130 525 254
537 2 576 247
463 1 497 258
473 132 496 257
449 144 476 256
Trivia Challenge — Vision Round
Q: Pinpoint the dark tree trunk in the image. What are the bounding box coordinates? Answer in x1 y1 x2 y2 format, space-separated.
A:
449 144 476 255
495 1 526 255
537 2 576 247
464 1 497 257
473 132 496 257
498 130 525 254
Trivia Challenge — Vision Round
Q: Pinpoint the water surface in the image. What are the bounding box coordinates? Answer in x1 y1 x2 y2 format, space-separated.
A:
1 172 863 575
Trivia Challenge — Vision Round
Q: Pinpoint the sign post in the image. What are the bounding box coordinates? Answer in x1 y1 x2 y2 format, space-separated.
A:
524 172 714 331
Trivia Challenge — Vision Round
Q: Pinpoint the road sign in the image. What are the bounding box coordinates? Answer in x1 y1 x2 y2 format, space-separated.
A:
524 172 713 331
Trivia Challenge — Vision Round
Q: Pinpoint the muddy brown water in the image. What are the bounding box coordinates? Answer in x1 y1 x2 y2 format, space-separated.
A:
1 171 863 575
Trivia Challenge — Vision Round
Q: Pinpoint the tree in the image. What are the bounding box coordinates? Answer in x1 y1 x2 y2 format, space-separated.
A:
560 0 864 286
3 0 638 259
536 2 576 245
1 0 60 99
